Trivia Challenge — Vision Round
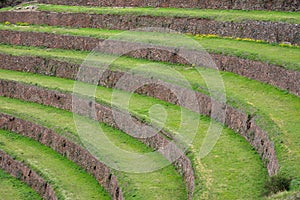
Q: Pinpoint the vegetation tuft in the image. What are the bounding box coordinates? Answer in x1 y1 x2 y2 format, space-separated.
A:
263 174 292 196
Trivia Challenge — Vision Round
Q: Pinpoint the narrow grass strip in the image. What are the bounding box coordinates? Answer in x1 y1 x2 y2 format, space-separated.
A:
0 24 299 71
0 129 111 200
0 71 267 199
10 3 300 24
0 169 42 200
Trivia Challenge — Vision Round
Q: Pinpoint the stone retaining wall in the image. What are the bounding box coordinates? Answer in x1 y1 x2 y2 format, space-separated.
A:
0 78 278 176
0 149 57 200
0 80 195 199
37 0 300 11
0 11 299 45
0 31 299 96
0 113 123 200
0 30 100 51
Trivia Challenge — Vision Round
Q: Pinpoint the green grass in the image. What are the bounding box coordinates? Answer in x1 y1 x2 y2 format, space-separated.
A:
0 6 13 11
0 43 299 185
0 129 111 200
3 3 299 24
0 24 299 71
0 70 267 199
0 169 42 200
0 96 186 200
0 23 121 39
0 43 88 64
0 41 299 171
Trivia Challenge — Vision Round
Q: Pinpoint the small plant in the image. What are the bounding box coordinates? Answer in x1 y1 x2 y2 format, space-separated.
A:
263 174 292 196
4 21 11 25
194 34 220 39
192 33 300 48
279 42 300 49
15 22 30 26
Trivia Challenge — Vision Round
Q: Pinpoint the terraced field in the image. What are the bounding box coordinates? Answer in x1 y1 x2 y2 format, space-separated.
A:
0 1 299 200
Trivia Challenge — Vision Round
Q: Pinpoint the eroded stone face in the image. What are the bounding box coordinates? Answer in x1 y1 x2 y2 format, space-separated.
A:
37 0 300 11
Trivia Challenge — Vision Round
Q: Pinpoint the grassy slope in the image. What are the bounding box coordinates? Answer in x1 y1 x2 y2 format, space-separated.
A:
0 96 186 200
0 129 111 200
0 3 299 198
0 24 299 71
0 44 299 182
0 69 267 199
6 3 299 24
0 169 42 200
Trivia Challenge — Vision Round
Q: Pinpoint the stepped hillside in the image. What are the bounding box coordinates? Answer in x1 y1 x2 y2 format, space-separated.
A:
0 1 299 200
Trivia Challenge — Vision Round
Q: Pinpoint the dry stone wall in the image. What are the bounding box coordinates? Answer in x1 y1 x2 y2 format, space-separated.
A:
0 77 279 176
0 113 123 200
0 11 299 45
37 0 300 11
0 30 100 51
0 149 57 200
